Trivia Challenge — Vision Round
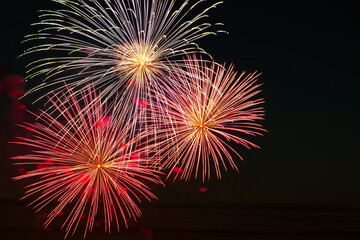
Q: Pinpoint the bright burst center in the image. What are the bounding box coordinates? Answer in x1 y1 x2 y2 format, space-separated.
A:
194 119 208 133
117 43 156 71
115 42 163 85
136 55 149 69
97 164 101 168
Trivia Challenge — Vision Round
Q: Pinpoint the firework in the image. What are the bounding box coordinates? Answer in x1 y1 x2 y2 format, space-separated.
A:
151 56 265 181
22 0 225 111
12 86 163 237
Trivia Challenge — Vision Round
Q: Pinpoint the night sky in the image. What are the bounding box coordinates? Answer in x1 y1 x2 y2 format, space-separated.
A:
0 0 359 239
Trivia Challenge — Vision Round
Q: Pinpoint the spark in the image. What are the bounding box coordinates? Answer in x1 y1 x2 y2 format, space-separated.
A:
12 85 163 238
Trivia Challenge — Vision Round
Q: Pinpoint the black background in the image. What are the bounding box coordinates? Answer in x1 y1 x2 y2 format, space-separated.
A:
0 0 359 239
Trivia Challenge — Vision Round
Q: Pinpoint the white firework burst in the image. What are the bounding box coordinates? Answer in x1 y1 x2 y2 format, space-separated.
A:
22 0 226 116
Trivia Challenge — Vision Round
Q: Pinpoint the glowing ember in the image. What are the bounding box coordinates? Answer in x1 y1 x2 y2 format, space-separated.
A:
198 188 208 193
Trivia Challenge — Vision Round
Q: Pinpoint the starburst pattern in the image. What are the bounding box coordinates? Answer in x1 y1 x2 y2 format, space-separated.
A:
151 56 265 181
22 0 225 109
12 86 163 237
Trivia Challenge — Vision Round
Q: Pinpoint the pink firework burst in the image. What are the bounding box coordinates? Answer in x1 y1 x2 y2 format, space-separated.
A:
12 86 163 237
151 56 265 181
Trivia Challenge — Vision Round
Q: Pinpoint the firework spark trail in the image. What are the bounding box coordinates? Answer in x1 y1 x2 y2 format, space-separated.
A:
21 0 225 118
149 56 265 181
12 86 163 238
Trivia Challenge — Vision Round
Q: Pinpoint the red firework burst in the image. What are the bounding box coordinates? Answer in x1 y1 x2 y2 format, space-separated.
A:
12 86 163 237
151 56 265 181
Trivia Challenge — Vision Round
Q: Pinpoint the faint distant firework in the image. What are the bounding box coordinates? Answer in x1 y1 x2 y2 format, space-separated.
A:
12 86 163 237
22 0 225 118
151 56 265 181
